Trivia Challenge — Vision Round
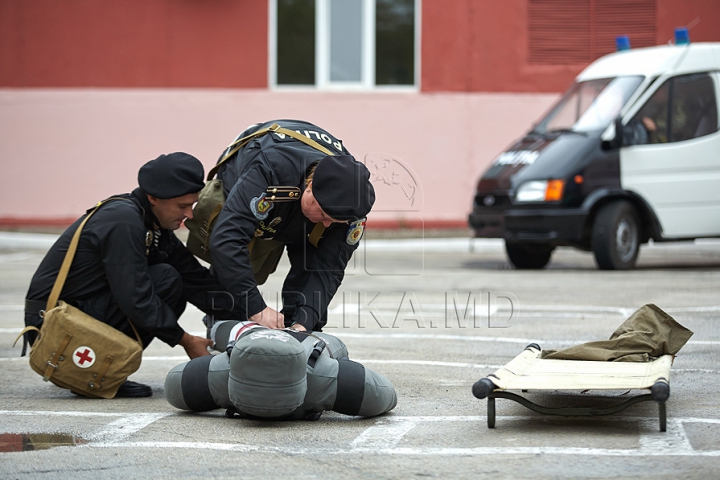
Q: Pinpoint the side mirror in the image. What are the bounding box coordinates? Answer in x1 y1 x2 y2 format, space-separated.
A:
601 116 624 150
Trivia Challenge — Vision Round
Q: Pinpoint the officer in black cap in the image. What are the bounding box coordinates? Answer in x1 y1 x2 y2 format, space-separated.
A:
209 119 375 332
24 152 233 397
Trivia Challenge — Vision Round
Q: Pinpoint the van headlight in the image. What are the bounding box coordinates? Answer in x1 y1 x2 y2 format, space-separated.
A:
515 180 565 202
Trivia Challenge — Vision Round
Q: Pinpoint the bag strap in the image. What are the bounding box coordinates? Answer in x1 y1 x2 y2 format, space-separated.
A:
42 333 73 381
308 222 325 248
208 123 336 245
273 125 334 157
13 326 40 348
207 123 335 181
46 197 125 312
286 330 335 359
207 123 335 247
89 355 115 390
43 197 143 347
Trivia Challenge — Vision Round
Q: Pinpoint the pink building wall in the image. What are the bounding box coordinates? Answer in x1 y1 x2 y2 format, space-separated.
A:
0 90 557 226
2 1 718 227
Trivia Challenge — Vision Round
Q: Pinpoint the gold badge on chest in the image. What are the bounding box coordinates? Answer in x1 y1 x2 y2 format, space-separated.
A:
145 230 153 255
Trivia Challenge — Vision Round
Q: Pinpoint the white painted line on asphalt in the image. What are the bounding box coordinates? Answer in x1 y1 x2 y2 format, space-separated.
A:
318 332 720 347
2 232 719 253
0 306 24 312
3 411 720 456
328 303 628 317
87 421 720 456
333 332 573 345
361 238 503 253
672 368 720 374
0 253 36 262
87 413 172 444
0 232 59 249
4 327 718 349
1 355 715 374
91 441 264 452
355 359 504 369
326 308 720 325
638 418 693 453
351 419 418 449
0 356 505 371
3 326 718 348
0 410 169 445
0 235 497 253
0 410 128 418
666 305 720 313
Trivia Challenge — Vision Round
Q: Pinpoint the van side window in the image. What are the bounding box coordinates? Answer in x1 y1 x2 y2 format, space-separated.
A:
671 73 718 141
630 81 670 144
628 73 718 145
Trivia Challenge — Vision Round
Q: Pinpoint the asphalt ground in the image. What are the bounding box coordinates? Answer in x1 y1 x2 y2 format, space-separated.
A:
1 232 719 479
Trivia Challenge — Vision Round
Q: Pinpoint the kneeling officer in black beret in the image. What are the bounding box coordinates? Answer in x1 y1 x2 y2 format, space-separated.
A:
24 153 232 397
203 119 375 333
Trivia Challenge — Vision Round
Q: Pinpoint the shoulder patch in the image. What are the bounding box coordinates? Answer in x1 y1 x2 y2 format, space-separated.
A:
250 192 273 220
346 218 366 245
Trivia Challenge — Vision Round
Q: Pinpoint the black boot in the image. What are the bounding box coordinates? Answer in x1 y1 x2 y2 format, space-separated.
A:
115 380 153 398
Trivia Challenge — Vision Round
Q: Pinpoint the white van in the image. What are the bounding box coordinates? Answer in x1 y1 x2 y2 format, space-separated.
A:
469 37 720 269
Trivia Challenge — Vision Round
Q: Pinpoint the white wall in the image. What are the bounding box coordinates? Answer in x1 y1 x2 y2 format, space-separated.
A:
0 89 557 225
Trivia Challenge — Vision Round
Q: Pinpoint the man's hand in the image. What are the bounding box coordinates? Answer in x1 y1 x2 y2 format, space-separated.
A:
641 116 657 132
178 332 212 359
249 306 285 329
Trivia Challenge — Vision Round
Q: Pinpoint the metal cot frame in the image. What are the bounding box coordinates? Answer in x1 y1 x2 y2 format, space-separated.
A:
472 344 671 431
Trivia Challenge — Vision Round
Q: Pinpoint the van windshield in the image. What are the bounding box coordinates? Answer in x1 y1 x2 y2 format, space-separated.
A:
533 76 643 134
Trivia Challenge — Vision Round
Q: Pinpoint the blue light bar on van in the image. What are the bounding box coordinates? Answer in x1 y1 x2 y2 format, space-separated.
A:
615 35 631 51
675 27 690 45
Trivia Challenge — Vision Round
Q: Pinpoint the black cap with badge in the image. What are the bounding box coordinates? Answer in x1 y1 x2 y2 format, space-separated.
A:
312 155 376 221
138 152 206 199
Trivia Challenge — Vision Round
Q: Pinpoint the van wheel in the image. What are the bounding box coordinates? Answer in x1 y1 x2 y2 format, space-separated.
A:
505 242 554 269
592 201 640 270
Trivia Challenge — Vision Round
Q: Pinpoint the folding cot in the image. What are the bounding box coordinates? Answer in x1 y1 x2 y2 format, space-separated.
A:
472 344 672 431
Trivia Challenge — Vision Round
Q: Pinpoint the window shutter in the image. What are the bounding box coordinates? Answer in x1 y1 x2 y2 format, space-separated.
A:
594 0 656 58
529 0 656 65
529 0 592 64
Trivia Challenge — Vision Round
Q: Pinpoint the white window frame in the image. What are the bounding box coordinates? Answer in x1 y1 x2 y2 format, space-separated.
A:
269 0 420 91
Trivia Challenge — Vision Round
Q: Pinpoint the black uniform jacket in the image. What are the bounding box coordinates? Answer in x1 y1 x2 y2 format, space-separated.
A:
25 189 226 346
210 119 363 331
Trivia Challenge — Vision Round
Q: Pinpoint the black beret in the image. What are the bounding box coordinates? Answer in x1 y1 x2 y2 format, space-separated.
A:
312 155 375 221
138 152 205 199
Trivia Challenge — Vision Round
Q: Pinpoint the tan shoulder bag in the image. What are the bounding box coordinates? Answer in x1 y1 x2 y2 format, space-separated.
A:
15 199 143 399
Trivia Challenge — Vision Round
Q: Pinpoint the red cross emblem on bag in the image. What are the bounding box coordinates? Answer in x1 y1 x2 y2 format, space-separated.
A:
72 346 96 368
